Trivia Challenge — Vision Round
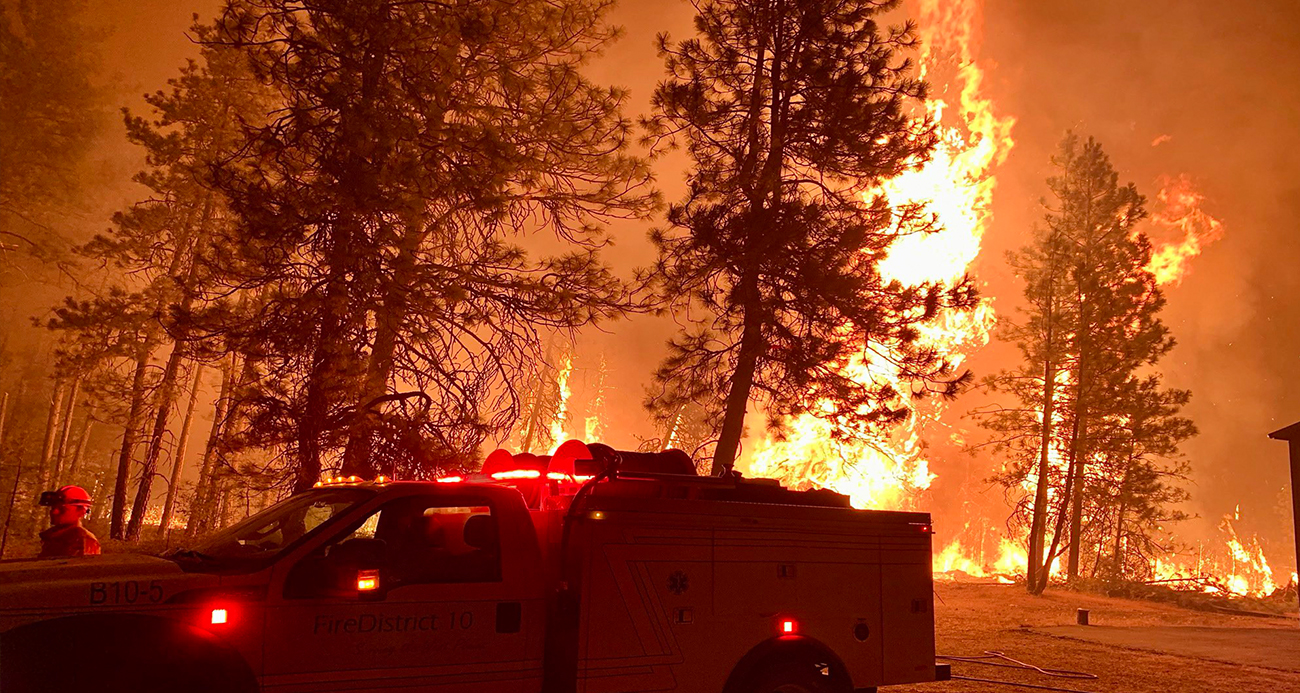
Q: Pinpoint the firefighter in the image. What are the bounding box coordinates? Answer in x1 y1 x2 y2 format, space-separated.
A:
37 485 101 558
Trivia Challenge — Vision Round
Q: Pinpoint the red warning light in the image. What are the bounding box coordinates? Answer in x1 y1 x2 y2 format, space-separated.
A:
780 618 796 634
210 608 228 625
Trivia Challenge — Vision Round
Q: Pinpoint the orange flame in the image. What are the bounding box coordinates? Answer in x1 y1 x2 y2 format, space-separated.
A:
1146 175 1225 286
743 0 1013 512
1151 510 1282 598
548 355 574 454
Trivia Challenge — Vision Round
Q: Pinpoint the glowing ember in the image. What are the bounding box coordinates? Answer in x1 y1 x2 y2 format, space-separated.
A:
1145 174 1225 286
744 0 1013 511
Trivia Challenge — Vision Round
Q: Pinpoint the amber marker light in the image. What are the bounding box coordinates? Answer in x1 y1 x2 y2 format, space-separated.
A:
357 569 380 591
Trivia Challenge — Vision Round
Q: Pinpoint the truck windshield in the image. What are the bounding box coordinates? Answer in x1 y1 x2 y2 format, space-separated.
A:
175 488 375 571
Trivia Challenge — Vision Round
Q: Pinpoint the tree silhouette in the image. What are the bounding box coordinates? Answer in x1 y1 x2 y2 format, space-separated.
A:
203 0 656 489
644 0 973 474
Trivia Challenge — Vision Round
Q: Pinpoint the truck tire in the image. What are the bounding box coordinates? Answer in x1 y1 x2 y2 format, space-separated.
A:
743 658 850 693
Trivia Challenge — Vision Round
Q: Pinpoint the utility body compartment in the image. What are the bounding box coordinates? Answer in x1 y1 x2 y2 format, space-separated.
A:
564 477 936 692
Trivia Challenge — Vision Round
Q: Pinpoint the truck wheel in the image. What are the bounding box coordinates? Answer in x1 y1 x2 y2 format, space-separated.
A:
745 659 848 693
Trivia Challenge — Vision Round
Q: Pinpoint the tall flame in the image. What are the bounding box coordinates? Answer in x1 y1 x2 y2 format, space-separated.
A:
1146 175 1225 286
1151 511 1282 598
744 0 1013 511
548 355 574 454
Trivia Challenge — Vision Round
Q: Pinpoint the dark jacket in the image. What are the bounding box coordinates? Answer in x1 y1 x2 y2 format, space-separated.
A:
38 523 101 558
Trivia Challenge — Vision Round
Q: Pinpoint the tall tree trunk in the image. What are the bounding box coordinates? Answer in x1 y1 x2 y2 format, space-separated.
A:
297 343 333 492
158 364 204 537
64 417 94 484
127 344 188 540
187 356 235 538
712 271 763 475
1066 385 1090 580
0 391 9 456
713 12 791 476
341 213 427 478
1027 357 1056 593
339 312 399 477
111 334 157 539
1112 464 1132 577
1035 409 1082 595
50 376 81 486
1027 257 1059 593
36 379 67 491
0 390 15 558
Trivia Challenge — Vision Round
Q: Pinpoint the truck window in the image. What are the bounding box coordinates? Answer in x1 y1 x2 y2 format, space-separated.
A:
176 488 374 571
292 495 502 597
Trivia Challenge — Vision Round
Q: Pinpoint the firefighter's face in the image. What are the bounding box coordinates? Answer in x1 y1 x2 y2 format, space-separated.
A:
49 503 87 526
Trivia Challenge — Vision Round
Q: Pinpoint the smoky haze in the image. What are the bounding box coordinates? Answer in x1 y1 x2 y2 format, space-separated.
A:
13 0 1299 572
976 0 1300 567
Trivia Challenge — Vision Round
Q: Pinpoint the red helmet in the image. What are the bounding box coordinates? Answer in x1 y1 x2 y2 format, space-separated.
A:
39 485 93 507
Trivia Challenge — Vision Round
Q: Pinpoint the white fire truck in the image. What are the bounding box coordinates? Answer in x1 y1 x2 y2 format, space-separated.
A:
0 442 947 693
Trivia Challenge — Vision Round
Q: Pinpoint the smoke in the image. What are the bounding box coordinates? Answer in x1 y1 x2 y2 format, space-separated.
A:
978 0 1300 569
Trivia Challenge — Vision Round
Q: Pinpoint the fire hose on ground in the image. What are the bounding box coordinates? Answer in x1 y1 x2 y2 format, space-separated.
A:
937 651 1099 693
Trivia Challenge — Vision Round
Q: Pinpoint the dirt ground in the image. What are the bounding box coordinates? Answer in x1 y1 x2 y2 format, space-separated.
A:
891 582 1300 693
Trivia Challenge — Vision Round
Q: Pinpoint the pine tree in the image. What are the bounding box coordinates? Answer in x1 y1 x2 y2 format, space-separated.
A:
204 0 655 488
979 133 1193 591
1088 375 1194 578
976 223 1075 592
46 19 274 538
643 0 973 475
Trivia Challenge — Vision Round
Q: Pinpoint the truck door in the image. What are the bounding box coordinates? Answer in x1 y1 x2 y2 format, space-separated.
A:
260 491 543 692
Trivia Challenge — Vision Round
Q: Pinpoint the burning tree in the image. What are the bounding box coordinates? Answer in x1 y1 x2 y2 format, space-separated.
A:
644 0 975 476
977 133 1195 592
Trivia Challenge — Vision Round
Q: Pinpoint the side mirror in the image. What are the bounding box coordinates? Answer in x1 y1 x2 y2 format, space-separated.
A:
286 537 389 600
329 538 388 600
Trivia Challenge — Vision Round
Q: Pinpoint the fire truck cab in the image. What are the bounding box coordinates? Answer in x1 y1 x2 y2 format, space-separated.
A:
0 442 946 693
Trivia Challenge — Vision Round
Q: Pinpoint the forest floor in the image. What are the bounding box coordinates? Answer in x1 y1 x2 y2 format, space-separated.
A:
893 581 1300 693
